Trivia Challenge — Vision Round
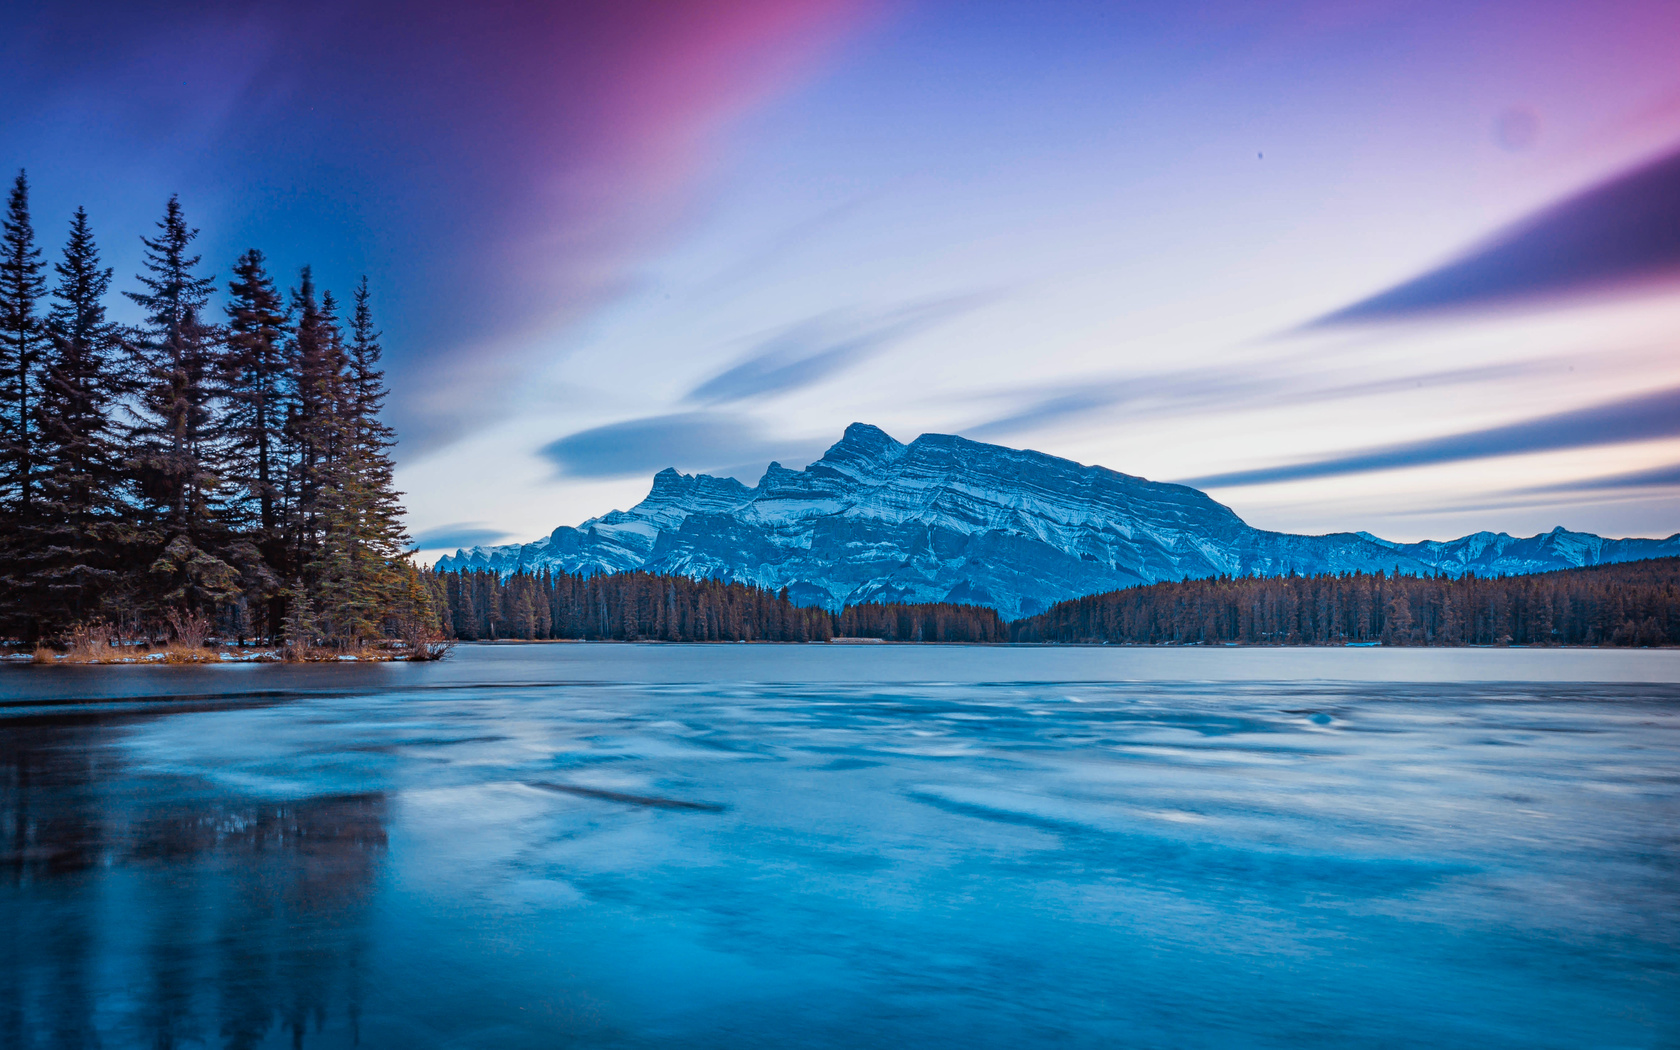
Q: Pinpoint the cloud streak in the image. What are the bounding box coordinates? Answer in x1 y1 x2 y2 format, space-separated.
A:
1519 461 1680 494
411 523 515 550
1182 385 1680 489
965 359 1566 440
1308 142 1680 326
539 412 803 480
686 293 990 405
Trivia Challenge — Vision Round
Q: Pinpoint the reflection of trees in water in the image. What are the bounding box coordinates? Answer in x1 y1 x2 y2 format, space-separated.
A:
1 716 386 1048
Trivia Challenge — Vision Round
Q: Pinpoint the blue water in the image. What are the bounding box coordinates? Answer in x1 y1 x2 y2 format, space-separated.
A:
2 645 1678 1048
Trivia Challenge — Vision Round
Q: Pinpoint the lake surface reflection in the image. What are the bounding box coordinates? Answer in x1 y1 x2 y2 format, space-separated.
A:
2 645 1678 1048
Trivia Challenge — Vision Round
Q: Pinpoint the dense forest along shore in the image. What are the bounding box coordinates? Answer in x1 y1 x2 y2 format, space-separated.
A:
424 557 1679 648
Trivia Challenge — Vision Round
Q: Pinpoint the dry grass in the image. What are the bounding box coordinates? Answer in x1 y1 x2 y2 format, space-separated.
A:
158 644 221 664
281 645 409 663
17 638 448 665
62 622 115 664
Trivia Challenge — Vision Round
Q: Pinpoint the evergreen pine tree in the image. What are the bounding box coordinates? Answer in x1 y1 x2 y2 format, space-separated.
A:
124 196 238 618
285 267 329 549
286 275 354 642
336 277 411 639
0 172 49 637
281 576 318 659
220 248 292 637
0 171 47 520
221 249 291 536
23 208 133 631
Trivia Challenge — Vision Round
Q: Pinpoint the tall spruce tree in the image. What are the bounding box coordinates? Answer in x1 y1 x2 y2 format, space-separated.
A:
220 249 292 637
124 196 238 617
221 249 291 535
344 279 410 597
22 208 133 631
283 279 414 648
307 289 356 643
0 172 49 637
0 171 47 524
284 272 349 643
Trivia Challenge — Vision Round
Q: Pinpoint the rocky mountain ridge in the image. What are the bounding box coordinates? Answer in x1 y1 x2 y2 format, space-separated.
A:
436 423 1680 619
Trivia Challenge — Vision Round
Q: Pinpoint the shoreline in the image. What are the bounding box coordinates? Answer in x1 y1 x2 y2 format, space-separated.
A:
1 646 436 665
6 638 1674 667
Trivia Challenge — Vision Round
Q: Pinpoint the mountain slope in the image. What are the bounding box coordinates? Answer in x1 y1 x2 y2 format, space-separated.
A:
436 423 1680 619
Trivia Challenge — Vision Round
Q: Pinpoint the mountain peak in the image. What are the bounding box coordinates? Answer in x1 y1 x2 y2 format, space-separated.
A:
817 422 908 479
435 423 1680 617
833 422 903 456
639 469 752 519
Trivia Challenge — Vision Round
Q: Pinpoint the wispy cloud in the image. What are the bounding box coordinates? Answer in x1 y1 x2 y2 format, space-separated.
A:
1307 142 1680 326
538 293 989 483
964 371 1272 440
411 522 516 550
539 412 807 480
1518 461 1680 495
1356 489 1679 521
1182 385 1680 489
965 358 1566 441
686 293 991 405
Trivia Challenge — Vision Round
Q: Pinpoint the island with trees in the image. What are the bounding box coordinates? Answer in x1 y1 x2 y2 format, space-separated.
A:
0 173 432 660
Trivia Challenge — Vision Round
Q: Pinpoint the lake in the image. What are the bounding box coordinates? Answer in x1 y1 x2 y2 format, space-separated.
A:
3 645 1678 1048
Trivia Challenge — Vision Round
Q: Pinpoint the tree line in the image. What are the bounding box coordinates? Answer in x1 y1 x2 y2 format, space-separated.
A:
1012 558 1680 646
425 569 1012 643
0 172 426 649
431 569 836 642
426 560 1678 647
836 600 1008 642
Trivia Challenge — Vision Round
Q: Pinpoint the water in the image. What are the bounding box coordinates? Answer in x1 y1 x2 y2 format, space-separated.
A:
3 645 1678 1048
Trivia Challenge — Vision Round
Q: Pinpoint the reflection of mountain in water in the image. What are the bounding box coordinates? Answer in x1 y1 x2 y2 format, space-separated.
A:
0 715 387 1049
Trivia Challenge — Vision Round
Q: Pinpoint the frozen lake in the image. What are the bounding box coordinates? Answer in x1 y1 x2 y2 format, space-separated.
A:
3 644 1678 1047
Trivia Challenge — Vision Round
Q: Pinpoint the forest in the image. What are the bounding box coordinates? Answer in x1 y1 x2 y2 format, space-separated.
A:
0 173 428 654
425 569 1010 643
424 558 1678 647
432 569 836 643
1011 558 1680 646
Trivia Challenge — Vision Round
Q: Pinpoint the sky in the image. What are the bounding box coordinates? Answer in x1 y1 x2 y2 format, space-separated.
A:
3 0 1678 559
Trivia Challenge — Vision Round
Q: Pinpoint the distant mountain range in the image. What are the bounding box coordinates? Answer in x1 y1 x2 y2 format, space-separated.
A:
435 423 1680 619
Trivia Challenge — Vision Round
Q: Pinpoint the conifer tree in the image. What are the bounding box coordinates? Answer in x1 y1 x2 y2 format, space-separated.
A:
281 576 317 657
221 249 291 538
0 171 47 521
287 276 356 642
0 173 49 638
23 208 133 629
300 282 414 647
336 277 411 637
285 268 334 546
125 196 237 616
220 249 292 636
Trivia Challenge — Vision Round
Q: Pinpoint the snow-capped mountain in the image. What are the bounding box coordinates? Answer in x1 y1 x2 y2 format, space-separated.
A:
435 423 1680 619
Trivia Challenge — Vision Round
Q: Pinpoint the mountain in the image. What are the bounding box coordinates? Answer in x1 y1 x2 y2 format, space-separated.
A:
435 423 1680 619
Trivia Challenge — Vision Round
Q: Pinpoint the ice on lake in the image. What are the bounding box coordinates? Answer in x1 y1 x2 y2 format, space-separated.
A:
3 644 1678 1048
